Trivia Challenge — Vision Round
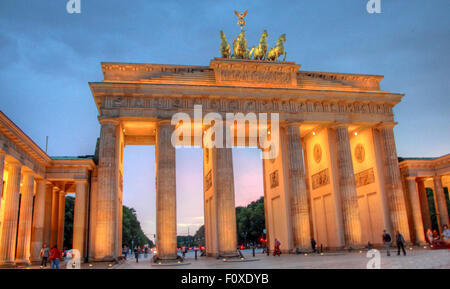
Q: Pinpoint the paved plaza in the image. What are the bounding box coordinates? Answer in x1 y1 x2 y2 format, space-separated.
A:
115 248 450 269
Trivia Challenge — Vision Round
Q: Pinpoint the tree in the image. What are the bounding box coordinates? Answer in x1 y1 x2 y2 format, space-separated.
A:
236 196 265 245
64 196 75 249
122 205 153 248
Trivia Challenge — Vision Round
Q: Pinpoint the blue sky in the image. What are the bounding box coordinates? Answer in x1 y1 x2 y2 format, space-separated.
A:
0 0 449 238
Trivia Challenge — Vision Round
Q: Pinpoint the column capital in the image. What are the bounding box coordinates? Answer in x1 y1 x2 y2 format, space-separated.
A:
98 118 120 126
282 121 302 128
157 119 173 126
376 122 398 129
6 162 22 170
405 176 418 181
330 122 351 129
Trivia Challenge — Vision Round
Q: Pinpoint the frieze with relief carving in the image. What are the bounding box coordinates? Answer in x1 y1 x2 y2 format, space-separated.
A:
355 168 375 188
311 169 330 190
270 170 279 188
103 95 393 120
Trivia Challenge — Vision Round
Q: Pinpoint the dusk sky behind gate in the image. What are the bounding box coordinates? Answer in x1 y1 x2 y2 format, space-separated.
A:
0 0 449 239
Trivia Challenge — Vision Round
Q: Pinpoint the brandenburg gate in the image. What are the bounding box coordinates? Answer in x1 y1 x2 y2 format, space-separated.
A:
88 57 413 261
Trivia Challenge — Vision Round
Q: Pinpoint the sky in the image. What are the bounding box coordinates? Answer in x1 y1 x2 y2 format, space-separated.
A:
0 0 449 239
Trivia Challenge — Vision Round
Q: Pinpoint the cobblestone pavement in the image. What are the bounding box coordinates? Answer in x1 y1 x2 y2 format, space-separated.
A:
115 248 450 269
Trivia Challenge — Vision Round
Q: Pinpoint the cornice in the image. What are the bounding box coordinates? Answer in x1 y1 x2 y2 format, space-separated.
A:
0 110 51 165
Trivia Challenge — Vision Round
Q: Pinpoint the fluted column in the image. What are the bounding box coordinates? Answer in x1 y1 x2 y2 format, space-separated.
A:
0 152 5 210
155 121 177 260
433 176 449 229
95 120 120 261
378 125 410 241
42 184 53 247
335 125 362 247
30 180 47 262
417 179 431 232
286 124 311 251
50 187 59 247
215 146 238 257
0 163 22 266
73 180 87 260
16 172 35 264
406 177 426 244
57 190 66 250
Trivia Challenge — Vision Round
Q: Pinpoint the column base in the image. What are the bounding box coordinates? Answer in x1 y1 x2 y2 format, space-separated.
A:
219 250 241 259
0 261 16 268
14 259 31 266
92 256 119 262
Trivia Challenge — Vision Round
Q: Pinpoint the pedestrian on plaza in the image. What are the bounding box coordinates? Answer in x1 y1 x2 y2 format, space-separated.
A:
442 225 450 244
273 238 281 256
396 231 406 256
49 245 62 269
433 229 440 240
134 245 140 263
39 243 50 268
122 245 128 259
181 243 186 258
382 230 392 256
311 238 317 253
426 228 434 244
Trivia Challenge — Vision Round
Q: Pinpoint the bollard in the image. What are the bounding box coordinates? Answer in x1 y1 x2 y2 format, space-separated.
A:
195 249 197 260
252 247 255 257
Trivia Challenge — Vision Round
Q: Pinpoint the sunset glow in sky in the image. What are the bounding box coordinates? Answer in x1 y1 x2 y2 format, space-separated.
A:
0 1 448 238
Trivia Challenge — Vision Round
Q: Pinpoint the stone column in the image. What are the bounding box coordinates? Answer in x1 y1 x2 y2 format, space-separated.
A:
30 179 47 262
433 176 449 229
335 125 362 247
155 121 177 260
42 184 53 247
73 180 87 260
50 187 60 247
16 172 35 264
0 152 5 210
286 124 311 251
417 179 431 232
406 177 426 244
57 190 66 250
95 120 120 261
0 163 22 266
215 145 238 257
378 125 410 241
212 121 238 257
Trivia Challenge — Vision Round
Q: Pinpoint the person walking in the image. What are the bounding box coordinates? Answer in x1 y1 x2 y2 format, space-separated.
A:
273 238 281 256
122 245 128 260
426 228 434 244
382 230 392 256
311 238 317 253
134 246 140 263
396 231 406 256
49 245 62 269
39 243 50 268
442 225 450 244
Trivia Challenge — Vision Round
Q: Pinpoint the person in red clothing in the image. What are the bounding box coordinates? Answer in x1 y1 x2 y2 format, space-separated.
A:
49 245 62 269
